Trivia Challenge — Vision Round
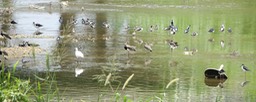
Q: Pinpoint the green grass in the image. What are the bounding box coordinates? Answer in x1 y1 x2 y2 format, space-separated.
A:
0 55 59 102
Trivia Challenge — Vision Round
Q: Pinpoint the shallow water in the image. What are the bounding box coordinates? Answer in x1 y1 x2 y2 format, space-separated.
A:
1 0 256 101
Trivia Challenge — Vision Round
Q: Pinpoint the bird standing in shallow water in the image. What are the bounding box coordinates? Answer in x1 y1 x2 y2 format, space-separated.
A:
241 64 250 80
1 31 11 39
75 47 84 63
241 64 250 72
33 22 43 29
220 40 225 48
184 25 190 34
124 42 136 57
220 24 225 32
11 20 17 24
144 42 152 53
208 28 214 33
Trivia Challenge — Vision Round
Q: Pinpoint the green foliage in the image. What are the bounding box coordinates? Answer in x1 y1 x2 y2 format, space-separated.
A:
0 61 30 102
0 56 59 102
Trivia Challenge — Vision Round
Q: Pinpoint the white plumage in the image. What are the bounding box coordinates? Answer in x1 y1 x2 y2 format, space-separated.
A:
75 68 84 77
75 47 84 58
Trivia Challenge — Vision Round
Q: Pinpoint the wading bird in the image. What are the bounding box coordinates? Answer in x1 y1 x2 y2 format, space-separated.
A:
11 20 17 24
220 24 225 32
1 31 11 39
75 47 84 63
33 22 43 29
228 28 232 33
124 42 136 57
241 64 250 80
220 40 225 48
144 42 152 52
184 25 190 34
208 28 214 33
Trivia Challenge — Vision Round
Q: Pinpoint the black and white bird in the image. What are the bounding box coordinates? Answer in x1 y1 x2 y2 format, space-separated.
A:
10 20 18 24
220 24 225 32
166 40 178 50
102 22 110 28
208 28 215 33
134 26 143 32
33 22 43 29
1 31 11 39
241 64 250 72
124 42 136 52
241 64 250 79
184 25 191 34
59 17 63 23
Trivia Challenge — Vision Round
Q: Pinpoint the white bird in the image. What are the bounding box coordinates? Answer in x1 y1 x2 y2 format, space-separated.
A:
220 40 225 48
220 24 225 32
75 47 84 58
75 68 84 77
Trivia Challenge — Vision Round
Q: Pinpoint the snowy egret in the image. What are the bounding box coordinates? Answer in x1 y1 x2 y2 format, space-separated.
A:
75 47 84 58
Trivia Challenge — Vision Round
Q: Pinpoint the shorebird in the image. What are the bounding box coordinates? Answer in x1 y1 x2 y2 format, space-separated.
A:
191 32 198 36
1 31 11 39
228 28 232 33
241 64 250 72
33 22 43 29
241 64 250 79
144 42 152 52
184 25 190 34
183 47 197 55
220 24 225 32
124 42 136 57
149 25 153 32
59 17 63 23
134 26 143 32
220 40 225 48
166 40 178 50
208 28 214 33
19 41 28 47
10 20 17 24
102 22 110 28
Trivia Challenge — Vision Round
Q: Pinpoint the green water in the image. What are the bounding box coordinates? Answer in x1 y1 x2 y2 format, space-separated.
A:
1 0 256 101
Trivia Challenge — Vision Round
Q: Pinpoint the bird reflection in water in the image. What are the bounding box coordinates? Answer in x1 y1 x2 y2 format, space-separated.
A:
75 68 84 77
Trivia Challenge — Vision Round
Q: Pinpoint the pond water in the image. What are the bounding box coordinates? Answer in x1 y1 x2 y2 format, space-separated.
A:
1 0 256 101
